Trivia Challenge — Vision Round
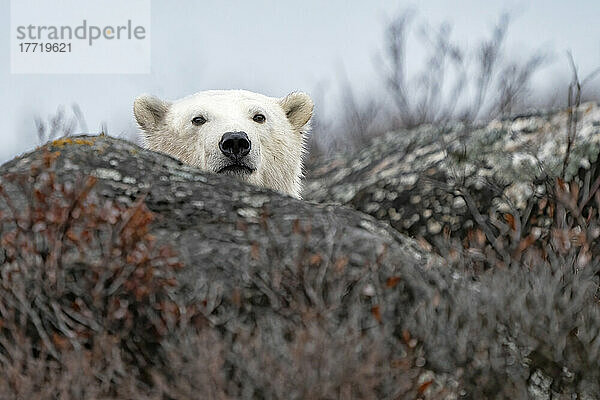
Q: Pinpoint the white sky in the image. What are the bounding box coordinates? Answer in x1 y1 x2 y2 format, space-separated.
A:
1 0 599 162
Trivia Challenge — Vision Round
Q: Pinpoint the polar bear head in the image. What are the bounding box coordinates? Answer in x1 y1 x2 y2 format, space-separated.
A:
134 90 313 198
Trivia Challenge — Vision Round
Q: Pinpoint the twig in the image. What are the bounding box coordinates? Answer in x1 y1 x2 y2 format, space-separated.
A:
458 188 509 265
562 52 581 179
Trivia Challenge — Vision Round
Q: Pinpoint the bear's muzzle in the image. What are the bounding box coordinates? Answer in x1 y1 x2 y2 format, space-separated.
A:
217 131 255 175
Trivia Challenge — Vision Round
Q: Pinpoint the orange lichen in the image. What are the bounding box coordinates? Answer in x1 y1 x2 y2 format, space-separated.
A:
50 137 96 148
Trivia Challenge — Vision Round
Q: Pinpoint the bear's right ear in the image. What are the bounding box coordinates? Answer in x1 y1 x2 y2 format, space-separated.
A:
134 95 171 133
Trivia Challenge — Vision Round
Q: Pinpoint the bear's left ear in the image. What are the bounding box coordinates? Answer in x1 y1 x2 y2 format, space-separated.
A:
279 92 314 131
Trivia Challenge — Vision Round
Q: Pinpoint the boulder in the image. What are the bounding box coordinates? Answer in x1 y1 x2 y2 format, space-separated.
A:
305 103 600 253
0 134 599 399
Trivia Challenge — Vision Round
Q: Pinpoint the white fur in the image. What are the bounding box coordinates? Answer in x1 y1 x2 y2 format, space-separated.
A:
134 90 313 198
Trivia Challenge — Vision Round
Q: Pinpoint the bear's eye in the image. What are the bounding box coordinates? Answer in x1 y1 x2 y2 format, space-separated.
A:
191 116 207 126
252 113 266 123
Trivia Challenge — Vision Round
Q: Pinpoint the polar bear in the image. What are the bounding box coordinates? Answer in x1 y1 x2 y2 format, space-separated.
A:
133 90 313 198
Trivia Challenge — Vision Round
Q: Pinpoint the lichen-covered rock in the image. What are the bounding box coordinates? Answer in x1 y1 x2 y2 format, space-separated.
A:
1 134 599 399
0 135 448 398
305 103 600 250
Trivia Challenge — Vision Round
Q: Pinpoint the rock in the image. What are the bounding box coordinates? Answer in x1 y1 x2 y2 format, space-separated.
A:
0 135 449 398
304 103 600 251
1 134 599 399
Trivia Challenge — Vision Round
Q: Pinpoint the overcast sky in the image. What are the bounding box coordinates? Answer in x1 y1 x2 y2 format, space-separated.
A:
1 0 599 162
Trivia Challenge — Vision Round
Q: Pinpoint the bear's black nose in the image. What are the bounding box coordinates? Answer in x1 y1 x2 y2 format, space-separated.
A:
219 131 251 159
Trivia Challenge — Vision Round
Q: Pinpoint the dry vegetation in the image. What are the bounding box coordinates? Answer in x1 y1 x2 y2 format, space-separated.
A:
308 11 599 157
1 138 600 398
5 8 600 400
0 148 432 399
0 150 193 397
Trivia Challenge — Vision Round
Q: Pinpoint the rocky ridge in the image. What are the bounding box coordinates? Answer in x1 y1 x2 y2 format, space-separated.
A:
305 102 600 251
0 123 599 399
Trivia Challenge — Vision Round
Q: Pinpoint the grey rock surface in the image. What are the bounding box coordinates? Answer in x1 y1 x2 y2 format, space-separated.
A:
0 135 451 398
305 103 600 250
0 134 598 399
0 135 431 278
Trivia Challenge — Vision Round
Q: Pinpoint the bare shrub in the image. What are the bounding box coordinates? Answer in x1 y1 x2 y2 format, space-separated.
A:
374 49 600 397
412 143 600 397
32 104 120 145
380 10 467 127
314 10 553 153
34 104 89 144
562 52 600 179
0 147 430 398
2 134 600 398
381 11 549 126
0 150 204 397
